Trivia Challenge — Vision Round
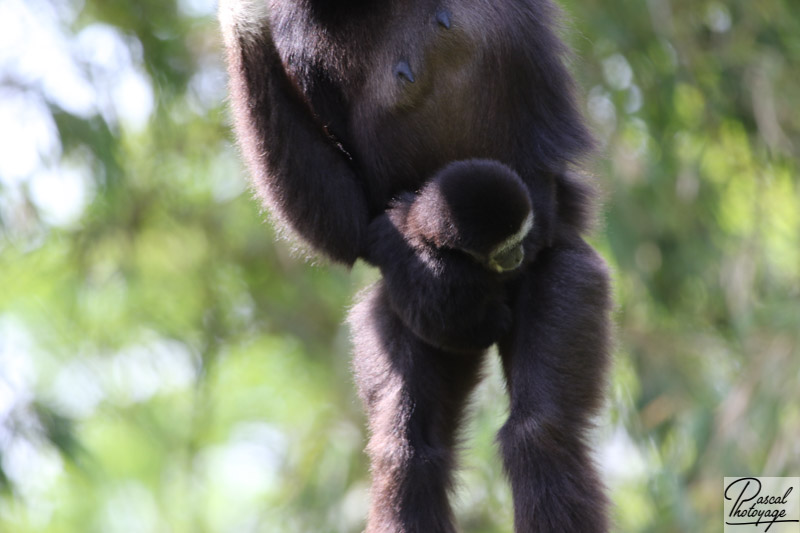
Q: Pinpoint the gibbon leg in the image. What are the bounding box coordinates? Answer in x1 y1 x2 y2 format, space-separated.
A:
349 283 486 533
497 237 612 533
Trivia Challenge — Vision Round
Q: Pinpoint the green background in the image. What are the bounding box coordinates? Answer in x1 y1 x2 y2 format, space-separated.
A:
0 0 798 531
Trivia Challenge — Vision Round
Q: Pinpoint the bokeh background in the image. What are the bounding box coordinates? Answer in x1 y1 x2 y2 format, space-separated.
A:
1 0 798 531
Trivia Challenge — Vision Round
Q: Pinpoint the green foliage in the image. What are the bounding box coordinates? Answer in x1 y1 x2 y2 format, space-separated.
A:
0 0 798 531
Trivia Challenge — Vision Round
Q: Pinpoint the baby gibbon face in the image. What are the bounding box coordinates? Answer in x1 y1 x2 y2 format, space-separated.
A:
471 211 533 273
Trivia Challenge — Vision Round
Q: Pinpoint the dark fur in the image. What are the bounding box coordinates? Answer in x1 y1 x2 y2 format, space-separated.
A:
400 159 532 259
220 0 612 531
366 159 531 352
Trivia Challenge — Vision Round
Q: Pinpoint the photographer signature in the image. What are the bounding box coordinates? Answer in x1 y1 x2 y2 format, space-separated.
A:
725 478 799 531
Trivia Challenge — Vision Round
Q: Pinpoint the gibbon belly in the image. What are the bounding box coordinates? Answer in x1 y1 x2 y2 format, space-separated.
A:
349 0 514 200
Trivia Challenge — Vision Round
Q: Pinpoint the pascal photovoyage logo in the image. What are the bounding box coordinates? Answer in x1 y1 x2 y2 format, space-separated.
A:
724 477 800 532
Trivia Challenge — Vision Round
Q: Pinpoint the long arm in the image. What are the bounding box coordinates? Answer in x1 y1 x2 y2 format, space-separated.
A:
494 2 598 253
219 1 369 265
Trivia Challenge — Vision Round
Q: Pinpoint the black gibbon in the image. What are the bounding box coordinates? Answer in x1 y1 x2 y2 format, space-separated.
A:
364 159 532 352
219 0 612 531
